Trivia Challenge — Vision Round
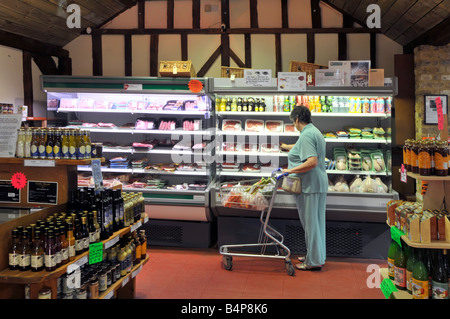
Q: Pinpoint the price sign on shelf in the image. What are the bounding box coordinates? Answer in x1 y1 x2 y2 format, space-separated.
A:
390 226 404 248
380 278 397 299
89 242 103 265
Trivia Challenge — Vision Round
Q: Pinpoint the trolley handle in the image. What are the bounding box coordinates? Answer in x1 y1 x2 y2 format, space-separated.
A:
272 168 289 180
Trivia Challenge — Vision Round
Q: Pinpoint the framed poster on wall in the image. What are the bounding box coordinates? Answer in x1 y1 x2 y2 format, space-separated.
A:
424 95 448 125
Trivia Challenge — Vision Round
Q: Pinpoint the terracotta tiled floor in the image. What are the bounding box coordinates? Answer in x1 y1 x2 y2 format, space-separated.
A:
135 247 387 299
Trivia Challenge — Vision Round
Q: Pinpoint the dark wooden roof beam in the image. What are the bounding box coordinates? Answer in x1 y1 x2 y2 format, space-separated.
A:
0 29 68 58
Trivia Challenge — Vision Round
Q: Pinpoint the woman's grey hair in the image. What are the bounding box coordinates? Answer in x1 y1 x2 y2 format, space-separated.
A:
290 105 312 124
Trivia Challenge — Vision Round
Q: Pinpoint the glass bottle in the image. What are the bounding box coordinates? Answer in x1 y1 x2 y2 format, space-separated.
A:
81 216 89 252
30 129 39 159
118 191 124 229
411 140 420 174
66 221 76 261
430 140 436 175
230 98 237 112
9 229 20 270
19 230 31 271
77 129 86 160
16 128 25 158
118 247 127 277
139 230 147 260
88 212 97 244
45 129 55 159
412 249 429 299
62 129 70 159
394 243 408 290
45 230 56 272
426 249 434 298
54 227 62 268
54 129 62 159
403 140 410 171
92 210 101 242
31 230 44 272
38 129 47 159
83 130 91 159
406 247 416 294
419 140 431 176
69 130 77 160
24 128 32 158
74 219 84 256
125 243 132 273
387 239 399 280
60 224 69 265
134 232 142 265
432 249 449 299
435 141 448 176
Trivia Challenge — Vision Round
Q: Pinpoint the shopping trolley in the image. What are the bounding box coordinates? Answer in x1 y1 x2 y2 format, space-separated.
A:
219 168 295 276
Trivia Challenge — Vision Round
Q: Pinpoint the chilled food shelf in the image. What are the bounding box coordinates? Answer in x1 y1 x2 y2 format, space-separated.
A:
77 166 208 175
218 169 391 177
220 151 289 157
102 147 206 156
217 130 299 137
84 127 212 136
217 111 390 118
325 138 391 144
58 108 210 116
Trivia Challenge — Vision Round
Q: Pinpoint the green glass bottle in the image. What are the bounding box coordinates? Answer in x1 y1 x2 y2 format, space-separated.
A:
412 249 429 299
432 250 449 299
394 243 408 290
406 247 417 294
387 239 400 280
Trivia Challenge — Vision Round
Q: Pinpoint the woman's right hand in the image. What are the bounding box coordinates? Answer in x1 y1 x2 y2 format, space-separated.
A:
280 143 290 151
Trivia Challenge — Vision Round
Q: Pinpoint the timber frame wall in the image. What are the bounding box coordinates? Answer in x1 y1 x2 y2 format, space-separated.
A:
88 0 380 77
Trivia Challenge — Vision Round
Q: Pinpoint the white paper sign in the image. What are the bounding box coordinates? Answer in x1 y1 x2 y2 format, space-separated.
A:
124 84 143 91
0 114 22 157
277 72 306 91
244 69 272 87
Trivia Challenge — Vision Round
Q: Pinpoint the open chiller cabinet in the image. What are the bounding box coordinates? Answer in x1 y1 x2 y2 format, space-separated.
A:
41 76 216 248
211 77 400 258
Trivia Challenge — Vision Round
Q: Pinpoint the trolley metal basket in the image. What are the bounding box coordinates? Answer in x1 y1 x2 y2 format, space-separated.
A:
219 169 295 276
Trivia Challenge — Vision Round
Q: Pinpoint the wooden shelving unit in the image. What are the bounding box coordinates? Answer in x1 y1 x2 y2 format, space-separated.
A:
0 213 148 299
0 157 104 208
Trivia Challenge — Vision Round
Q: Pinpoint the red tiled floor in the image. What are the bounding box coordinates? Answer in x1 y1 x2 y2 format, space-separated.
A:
135 247 387 299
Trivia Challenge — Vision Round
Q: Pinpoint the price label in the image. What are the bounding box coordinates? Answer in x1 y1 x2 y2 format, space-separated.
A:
436 97 444 130
89 242 103 265
391 226 404 248
380 278 397 299
400 164 407 183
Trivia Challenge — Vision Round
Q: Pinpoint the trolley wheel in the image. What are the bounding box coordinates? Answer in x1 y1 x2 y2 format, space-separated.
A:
285 262 295 276
223 256 233 271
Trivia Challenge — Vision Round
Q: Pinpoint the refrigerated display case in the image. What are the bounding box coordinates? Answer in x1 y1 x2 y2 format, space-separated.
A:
41 76 215 248
211 77 399 259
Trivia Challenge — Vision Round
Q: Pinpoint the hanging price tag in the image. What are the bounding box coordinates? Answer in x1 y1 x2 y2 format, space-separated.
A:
391 226 404 248
436 97 444 130
400 164 407 183
380 278 397 299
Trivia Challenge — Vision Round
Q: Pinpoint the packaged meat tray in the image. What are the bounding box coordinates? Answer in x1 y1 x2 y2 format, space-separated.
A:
243 144 259 152
242 164 261 173
135 118 157 130
261 144 280 153
222 120 242 131
284 124 297 133
183 119 202 131
222 142 243 152
245 120 264 132
265 120 284 132
158 119 178 130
